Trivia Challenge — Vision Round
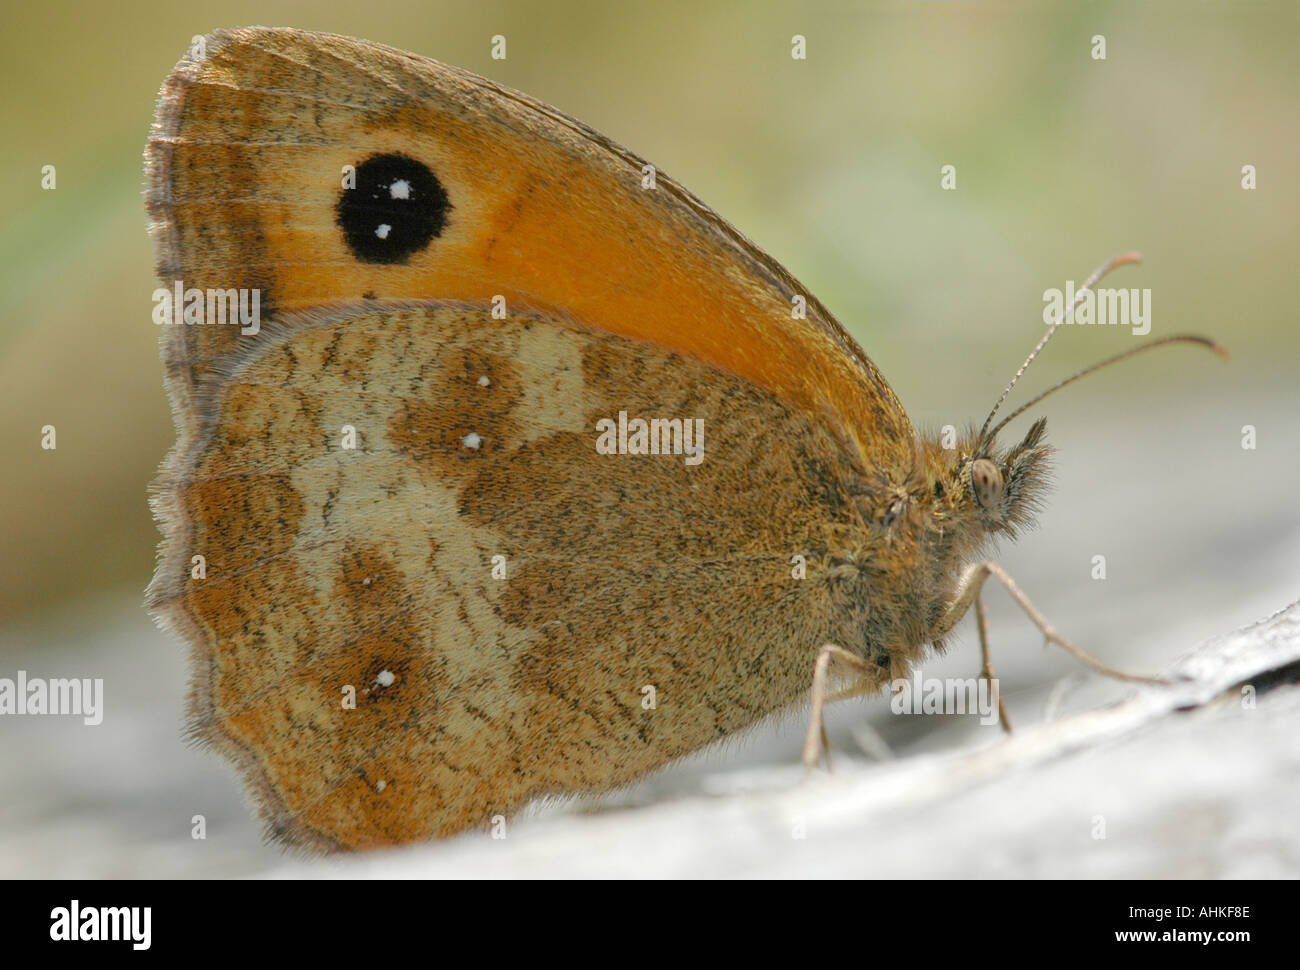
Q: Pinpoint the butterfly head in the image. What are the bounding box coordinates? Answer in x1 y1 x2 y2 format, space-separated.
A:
941 250 1225 540
959 416 1052 538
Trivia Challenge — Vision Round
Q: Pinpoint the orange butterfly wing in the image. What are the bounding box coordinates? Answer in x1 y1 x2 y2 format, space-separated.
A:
146 27 912 472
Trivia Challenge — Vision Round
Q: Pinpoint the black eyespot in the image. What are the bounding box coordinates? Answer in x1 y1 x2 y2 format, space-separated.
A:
337 153 451 265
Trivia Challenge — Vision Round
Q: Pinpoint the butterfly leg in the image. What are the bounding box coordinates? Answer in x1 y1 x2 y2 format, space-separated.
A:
802 644 882 773
934 561 1168 707
974 592 1013 733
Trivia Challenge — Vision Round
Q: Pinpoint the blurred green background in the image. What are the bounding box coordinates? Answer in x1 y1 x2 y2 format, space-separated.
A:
2 0 1297 623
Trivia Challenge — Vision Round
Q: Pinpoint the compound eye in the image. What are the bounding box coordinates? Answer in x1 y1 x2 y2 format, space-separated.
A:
971 458 1004 511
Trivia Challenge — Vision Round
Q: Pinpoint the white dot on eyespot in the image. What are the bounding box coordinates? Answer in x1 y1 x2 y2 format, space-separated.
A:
388 179 410 200
462 432 483 450
477 376 491 387
376 780 387 792
376 669 396 687
362 576 372 586
375 223 392 239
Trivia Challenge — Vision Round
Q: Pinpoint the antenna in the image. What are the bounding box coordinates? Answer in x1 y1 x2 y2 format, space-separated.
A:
983 335 1228 446
976 251 1143 445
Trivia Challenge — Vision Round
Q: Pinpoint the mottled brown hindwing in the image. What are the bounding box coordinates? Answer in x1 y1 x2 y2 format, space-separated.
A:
148 303 865 849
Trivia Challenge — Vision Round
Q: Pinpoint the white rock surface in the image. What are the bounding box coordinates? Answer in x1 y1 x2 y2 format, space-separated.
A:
2 594 1296 879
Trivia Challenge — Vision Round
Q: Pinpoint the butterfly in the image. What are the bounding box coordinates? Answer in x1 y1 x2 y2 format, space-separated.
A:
144 27 1221 851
